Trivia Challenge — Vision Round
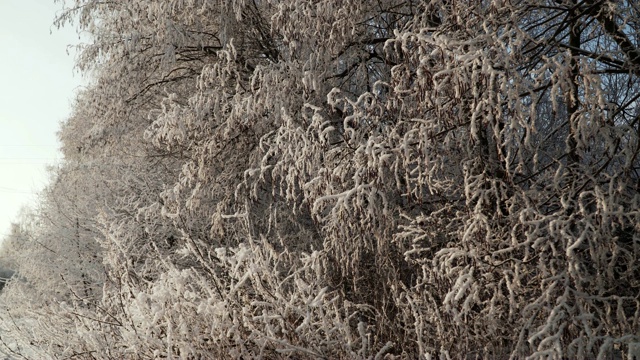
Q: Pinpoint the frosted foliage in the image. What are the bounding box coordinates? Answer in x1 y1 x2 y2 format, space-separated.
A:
95 240 387 359
1 0 640 359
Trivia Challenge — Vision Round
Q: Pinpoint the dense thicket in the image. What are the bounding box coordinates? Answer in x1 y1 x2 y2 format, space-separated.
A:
1 0 640 358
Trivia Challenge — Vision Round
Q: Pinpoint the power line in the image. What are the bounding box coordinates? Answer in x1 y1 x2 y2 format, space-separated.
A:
0 157 61 165
0 187 36 194
0 145 58 147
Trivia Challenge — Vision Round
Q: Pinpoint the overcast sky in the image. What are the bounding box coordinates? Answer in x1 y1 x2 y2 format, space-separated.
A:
0 0 82 240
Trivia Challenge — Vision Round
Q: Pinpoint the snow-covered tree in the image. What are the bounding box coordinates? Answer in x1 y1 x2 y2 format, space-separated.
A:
2 0 640 358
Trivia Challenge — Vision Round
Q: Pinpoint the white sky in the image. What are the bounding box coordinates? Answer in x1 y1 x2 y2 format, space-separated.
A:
0 0 82 239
